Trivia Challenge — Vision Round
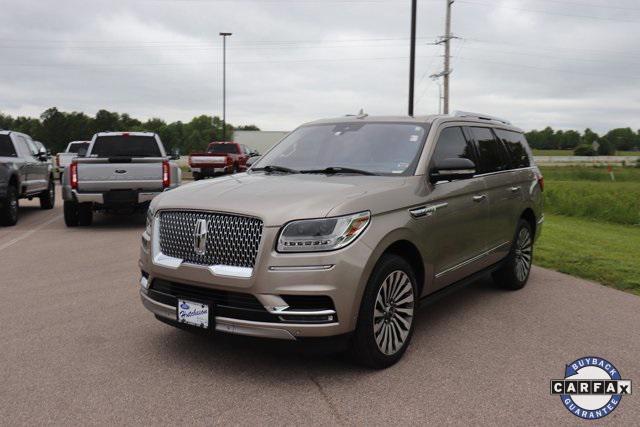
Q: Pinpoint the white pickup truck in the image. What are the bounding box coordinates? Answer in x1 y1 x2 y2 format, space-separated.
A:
56 141 90 182
62 132 181 226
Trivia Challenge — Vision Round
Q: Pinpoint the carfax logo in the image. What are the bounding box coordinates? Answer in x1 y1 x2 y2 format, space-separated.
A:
551 356 632 420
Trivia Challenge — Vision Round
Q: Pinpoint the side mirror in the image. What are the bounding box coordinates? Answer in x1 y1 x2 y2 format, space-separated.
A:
430 158 476 183
37 147 48 161
246 156 261 167
170 148 180 160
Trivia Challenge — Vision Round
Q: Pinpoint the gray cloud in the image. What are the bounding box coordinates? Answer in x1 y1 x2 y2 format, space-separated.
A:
1 0 639 133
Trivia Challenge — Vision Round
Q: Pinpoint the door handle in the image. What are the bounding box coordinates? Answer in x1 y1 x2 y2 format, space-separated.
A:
509 186 521 192
472 194 487 202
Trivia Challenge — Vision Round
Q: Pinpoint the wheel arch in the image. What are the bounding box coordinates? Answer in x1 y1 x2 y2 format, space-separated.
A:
520 208 537 238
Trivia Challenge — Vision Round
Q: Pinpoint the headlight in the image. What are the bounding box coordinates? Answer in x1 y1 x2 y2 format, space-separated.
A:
145 208 154 235
277 211 370 252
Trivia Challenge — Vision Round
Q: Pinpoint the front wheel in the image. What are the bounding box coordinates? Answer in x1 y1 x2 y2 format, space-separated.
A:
192 172 201 181
0 186 19 226
492 219 534 290
349 254 417 369
40 179 55 209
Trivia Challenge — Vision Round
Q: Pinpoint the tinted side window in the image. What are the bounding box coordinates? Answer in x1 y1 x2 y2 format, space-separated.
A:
495 129 531 169
431 127 475 165
14 136 32 157
470 127 509 173
0 135 17 157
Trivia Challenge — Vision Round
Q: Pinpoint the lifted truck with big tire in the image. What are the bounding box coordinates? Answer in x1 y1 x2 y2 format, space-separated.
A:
62 132 181 227
0 131 55 226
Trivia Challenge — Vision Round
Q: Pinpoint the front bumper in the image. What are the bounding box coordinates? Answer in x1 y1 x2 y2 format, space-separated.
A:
138 224 372 340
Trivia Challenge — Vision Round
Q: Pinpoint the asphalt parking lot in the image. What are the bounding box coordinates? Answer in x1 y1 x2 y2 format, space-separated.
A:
1 186 639 425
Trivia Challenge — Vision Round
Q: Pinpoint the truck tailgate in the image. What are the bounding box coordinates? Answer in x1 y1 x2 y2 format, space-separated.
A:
76 159 164 192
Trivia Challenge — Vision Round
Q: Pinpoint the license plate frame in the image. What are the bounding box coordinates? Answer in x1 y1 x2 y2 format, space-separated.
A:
177 299 212 329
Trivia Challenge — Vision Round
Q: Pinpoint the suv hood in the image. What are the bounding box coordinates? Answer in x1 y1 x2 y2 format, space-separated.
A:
153 172 409 226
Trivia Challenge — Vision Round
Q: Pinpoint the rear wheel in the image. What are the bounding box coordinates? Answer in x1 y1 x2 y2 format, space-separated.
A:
493 219 533 290
64 201 79 227
78 203 93 226
349 254 417 369
0 186 19 226
39 179 55 209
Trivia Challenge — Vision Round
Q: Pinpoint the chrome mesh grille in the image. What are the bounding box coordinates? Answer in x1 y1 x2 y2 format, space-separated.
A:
158 211 263 268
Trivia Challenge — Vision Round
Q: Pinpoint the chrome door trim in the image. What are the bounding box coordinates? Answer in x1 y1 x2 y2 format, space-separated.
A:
435 241 511 278
409 202 448 218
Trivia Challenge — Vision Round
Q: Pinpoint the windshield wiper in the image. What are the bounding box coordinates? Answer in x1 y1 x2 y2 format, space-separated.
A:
300 166 378 176
253 165 299 174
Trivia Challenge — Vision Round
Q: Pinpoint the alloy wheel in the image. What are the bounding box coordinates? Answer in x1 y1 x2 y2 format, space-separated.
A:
373 270 415 355
514 227 532 282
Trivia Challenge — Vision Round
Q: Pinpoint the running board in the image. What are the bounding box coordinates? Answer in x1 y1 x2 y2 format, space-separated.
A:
419 260 505 308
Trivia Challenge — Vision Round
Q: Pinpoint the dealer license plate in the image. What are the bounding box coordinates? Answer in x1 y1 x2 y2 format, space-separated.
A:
177 299 209 329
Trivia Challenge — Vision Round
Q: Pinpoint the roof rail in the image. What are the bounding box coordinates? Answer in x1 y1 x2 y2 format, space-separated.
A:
453 111 511 125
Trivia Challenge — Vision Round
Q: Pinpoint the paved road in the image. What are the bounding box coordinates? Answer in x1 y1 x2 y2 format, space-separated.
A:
1 188 639 425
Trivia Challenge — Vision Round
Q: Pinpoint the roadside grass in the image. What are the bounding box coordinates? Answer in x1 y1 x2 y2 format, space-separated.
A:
543 181 640 225
540 165 640 182
536 214 640 295
533 149 639 157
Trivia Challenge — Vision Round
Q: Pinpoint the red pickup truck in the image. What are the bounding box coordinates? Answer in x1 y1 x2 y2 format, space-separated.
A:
188 142 250 180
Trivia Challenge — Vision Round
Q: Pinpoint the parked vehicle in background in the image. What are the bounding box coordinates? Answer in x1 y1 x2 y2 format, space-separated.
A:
0 131 55 226
189 141 249 180
62 132 181 227
56 141 90 182
139 112 544 368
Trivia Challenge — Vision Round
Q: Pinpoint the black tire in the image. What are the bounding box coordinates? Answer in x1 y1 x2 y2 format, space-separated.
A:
192 172 201 181
39 179 55 209
492 219 534 290
78 203 93 226
349 254 418 369
232 164 239 174
0 185 19 226
64 201 79 227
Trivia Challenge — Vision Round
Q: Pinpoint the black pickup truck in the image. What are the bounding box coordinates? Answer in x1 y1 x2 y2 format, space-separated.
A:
0 130 56 226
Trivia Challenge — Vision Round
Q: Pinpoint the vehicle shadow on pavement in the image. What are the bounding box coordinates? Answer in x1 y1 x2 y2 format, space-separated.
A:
82 212 146 229
151 274 502 375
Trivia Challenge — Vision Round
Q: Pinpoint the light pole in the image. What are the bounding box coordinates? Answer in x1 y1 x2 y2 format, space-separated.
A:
408 0 417 116
219 32 232 141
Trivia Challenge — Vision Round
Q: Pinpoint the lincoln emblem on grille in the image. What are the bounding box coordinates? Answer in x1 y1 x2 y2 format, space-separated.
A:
193 219 208 255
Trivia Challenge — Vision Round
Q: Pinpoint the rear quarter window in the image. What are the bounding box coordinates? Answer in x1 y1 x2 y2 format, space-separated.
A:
90 136 161 157
0 135 17 157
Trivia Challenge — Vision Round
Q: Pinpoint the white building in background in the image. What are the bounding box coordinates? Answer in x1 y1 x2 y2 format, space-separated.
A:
233 130 289 155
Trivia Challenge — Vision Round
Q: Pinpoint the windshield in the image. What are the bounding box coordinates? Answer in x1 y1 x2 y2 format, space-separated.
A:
253 122 429 176
90 136 161 157
68 142 89 154
208 143 238 154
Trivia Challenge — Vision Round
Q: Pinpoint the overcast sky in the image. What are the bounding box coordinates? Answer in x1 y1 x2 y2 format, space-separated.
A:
2 0 639 133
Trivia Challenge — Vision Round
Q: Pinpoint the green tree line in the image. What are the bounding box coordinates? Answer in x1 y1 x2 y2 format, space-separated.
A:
0 108 259 154
525 127 640 155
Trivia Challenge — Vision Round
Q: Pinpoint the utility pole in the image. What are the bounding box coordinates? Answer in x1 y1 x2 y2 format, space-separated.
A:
431 0 454 114
408 0 417 116
219 32 232 141
443 0 453 114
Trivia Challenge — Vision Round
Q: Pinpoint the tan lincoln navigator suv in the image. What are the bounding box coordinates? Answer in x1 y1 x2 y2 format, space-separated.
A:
139 112 544 368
